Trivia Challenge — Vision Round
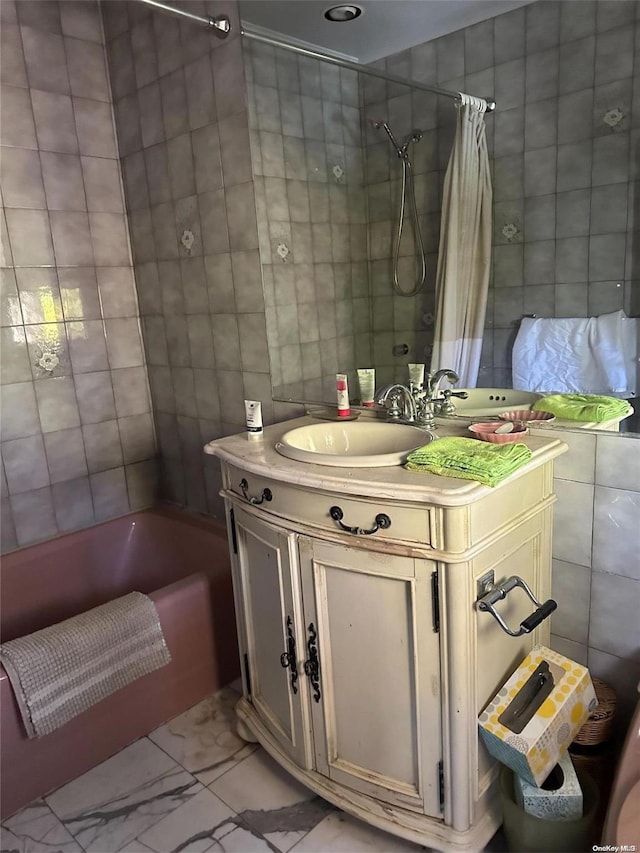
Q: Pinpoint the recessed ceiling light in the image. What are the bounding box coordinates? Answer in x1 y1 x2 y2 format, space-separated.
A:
324 5 362 22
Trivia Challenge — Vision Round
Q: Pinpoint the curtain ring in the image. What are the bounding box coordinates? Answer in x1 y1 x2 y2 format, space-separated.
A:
460 93 488 116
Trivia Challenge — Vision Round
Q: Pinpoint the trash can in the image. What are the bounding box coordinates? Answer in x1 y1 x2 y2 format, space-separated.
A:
500 764 599 853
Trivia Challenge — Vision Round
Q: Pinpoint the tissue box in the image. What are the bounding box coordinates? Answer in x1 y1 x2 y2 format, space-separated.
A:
515 751 583 821
478 645 597 786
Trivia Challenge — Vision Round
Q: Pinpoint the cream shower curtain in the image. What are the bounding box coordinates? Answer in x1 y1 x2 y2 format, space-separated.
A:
431 94 492 387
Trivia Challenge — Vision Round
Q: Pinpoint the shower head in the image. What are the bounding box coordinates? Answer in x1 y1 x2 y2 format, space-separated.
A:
369 118 425 160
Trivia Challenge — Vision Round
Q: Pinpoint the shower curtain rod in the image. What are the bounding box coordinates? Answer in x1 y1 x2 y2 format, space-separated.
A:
136 0 231 34
135 0 497 111
242 28 496 111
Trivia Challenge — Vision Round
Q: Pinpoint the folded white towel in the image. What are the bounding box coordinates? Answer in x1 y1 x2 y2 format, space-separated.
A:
512 310 638 396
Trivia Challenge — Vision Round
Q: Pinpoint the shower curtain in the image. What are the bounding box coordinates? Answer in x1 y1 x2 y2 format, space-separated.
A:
431 94 492 388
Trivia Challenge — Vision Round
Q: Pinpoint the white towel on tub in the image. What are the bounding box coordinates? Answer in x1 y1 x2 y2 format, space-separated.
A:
0 592 171 739
512 310 638 395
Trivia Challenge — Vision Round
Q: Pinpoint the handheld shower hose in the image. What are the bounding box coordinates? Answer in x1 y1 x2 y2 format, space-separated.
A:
370 119 427 297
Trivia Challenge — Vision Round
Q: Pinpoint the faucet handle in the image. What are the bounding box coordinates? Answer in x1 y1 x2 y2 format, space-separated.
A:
415 397 436 430
385 390 404 420
439 390 457 416
438 388 468 415
409 382 425 403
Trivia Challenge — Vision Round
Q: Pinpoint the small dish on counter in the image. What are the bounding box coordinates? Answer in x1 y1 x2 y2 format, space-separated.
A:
468 421 529 443
499 409 556 424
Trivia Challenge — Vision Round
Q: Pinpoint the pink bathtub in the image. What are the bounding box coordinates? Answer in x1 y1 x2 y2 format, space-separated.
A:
0 507 238 819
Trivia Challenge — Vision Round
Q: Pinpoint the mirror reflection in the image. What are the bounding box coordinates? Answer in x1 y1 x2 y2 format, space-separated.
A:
239 2 639 434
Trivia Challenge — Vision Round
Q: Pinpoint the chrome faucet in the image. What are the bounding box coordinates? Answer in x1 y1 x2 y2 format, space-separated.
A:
375 383 440 430
426 369 459 397
374 383 418 424
375 369 468 429
423 368 469 417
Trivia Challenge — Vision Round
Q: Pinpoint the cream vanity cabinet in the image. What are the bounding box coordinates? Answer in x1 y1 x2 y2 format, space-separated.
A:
206 418 567 853
232 504 441 814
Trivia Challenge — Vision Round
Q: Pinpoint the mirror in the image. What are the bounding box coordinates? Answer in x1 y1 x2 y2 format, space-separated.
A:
240 14 639 435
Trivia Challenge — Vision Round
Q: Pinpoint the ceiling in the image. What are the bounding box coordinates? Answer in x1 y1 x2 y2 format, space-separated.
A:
238 0 533 64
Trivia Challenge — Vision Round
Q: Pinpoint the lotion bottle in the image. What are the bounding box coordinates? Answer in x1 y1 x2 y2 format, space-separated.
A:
245 400 263 437
336 374 350 417
357 369 376 406
408 363 425 389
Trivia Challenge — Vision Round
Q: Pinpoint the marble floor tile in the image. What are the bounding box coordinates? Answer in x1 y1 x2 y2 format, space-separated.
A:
117 842 156 852
136 787 274 853
209 749 331 852
148 687 257 786
45 737 202 853
289 810 431 852
1 800 84 853
209 749 315 813
2 686 505 853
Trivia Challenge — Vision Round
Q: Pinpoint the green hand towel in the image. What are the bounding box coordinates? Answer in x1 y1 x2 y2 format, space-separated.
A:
532 394 632 422
405 437 532 488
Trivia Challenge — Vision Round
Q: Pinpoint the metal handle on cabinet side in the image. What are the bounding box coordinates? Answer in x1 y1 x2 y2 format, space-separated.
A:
477 574 557 637
329 505 391 536
279 615 298 694
240 478 272 505
303 622 321 702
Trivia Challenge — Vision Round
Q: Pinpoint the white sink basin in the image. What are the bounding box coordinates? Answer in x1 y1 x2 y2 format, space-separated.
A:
275 421 430 467
452 388 542 417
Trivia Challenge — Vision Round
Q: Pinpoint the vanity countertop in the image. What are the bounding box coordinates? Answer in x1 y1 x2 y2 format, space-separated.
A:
205 416 568 508
532 415 627 431
454 415 627 431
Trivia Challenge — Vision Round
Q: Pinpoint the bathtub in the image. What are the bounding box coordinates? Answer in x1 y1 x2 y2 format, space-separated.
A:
0 507 238 819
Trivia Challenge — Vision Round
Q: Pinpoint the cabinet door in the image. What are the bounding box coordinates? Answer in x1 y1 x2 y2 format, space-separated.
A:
299 537 442 817
233 505 312 769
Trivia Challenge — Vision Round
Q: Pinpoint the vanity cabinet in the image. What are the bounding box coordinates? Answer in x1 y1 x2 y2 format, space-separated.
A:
232 504 441 815
232 507 310 769
298 536 440 814
207 418 567 852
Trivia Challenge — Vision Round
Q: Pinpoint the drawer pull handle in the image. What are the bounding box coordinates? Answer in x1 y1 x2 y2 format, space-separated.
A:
329 505 391 536
477 574 557 637
303 622 321 702
280 615 298 694
240 478 272 505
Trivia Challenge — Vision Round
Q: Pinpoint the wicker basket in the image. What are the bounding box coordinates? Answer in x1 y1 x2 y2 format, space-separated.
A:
569 742 616 838
572 678 617 747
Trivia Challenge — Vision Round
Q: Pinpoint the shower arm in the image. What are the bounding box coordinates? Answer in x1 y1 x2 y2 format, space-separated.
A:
376 121 403 156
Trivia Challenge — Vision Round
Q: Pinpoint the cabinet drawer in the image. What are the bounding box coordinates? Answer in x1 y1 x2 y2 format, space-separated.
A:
225 464 438 548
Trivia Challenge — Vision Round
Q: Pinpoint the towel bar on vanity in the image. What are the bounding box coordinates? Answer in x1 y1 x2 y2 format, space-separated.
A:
476 572 557 637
